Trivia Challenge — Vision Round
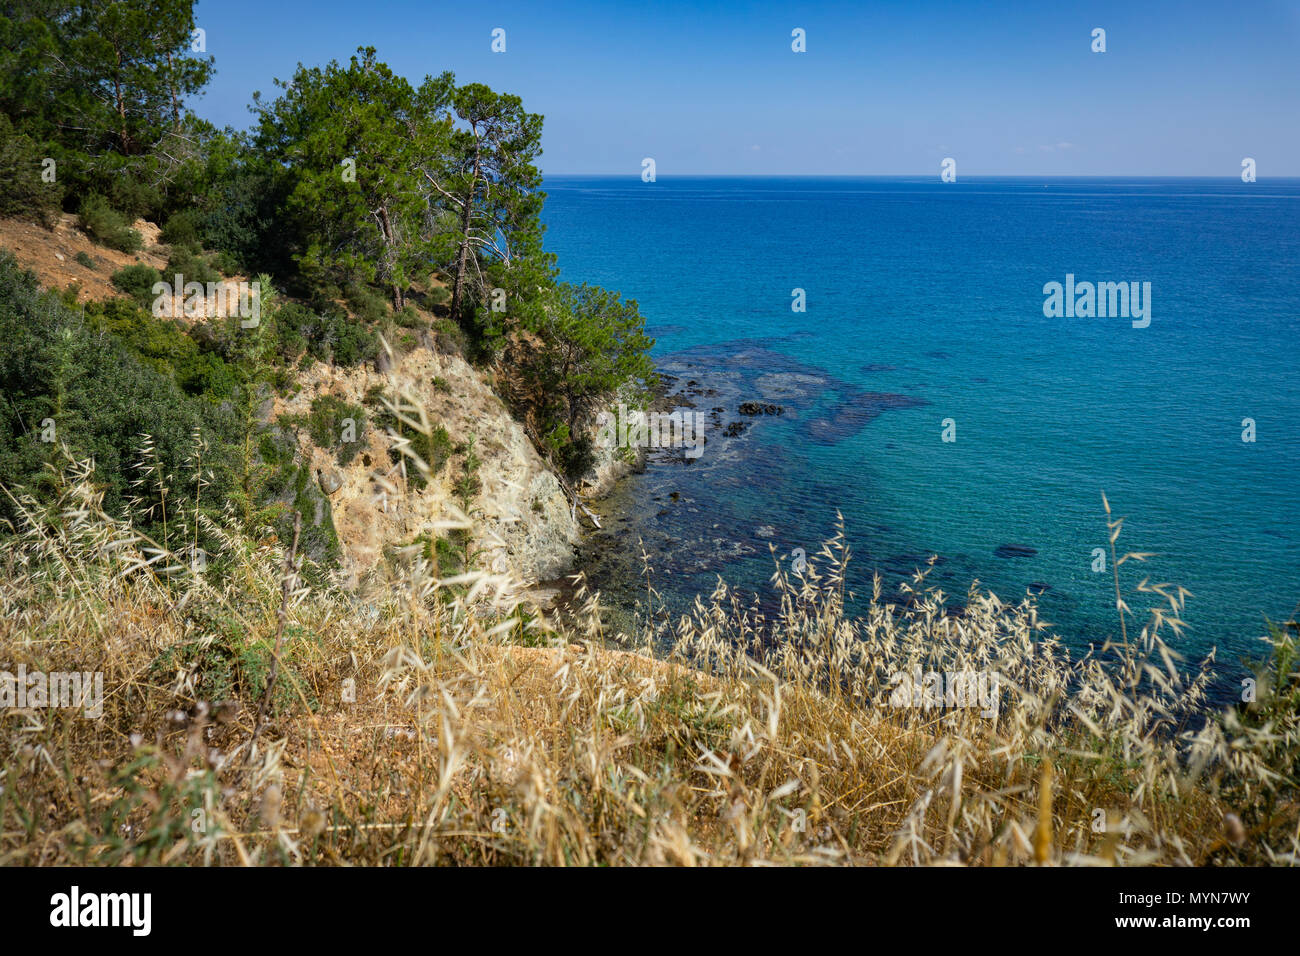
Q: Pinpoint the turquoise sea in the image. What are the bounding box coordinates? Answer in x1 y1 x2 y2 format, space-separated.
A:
541 176 1300 680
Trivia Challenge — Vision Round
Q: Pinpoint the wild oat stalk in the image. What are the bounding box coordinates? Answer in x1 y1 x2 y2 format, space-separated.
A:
1 415 1296 867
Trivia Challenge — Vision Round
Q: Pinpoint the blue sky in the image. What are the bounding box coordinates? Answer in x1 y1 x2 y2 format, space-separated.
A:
193 0 1300 175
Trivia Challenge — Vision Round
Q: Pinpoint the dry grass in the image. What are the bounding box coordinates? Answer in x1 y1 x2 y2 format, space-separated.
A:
1 439 1297 866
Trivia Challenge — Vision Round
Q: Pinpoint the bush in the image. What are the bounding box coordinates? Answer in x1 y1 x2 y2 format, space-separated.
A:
305 394 366 465
0 252 240 539
556 430 597 485
110 264 163 307
372 390 452 488
160 210 202 249
273 301 377 368
414 425 454 488
331 312 379 366
453 435 481 506
212 250 242 276
165 244 221 286
395 305 424 328
74 251 96 270
272 301 313 364
196 166 285 276
83 297 240 398
79 194 142 253
431 317 467 356
147 607 312 714
344 283 389 324
99 155 164 221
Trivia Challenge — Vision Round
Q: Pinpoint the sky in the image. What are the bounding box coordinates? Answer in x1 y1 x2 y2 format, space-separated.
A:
192 0 1300 176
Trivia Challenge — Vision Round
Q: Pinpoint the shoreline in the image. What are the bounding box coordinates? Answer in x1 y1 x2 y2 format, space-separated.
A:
528 367 711 618
531 362 792 629
530 350 1262 715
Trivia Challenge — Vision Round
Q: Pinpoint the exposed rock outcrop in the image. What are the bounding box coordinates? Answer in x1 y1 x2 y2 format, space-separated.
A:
275 346 580 589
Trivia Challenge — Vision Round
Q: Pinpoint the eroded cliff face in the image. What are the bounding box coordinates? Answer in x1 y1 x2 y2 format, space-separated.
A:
274 344 580 590
0 214 599 592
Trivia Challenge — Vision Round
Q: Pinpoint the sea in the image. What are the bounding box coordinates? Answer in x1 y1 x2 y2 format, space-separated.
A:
541 176 1300 681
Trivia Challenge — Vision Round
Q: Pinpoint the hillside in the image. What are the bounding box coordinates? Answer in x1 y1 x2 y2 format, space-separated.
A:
0 215 605 605
3 446 1297 866
0 212 169 305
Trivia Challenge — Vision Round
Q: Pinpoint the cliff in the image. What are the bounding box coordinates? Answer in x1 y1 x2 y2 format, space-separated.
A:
0 214 586 595
275 344 581 591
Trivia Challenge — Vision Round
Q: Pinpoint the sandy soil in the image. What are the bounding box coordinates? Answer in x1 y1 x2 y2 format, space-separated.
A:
0 213 167 303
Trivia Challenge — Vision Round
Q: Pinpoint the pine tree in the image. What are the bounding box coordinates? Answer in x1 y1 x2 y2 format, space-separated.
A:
253 47 447 310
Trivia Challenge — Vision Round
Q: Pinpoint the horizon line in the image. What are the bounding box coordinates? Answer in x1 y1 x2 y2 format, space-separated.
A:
540 172 1300 180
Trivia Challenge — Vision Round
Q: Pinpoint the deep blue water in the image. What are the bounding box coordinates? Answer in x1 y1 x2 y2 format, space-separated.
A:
542 176 1300 670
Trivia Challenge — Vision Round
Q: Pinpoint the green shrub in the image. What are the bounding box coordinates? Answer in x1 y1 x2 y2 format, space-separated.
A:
272 302 377 368
431 316 467 355
110 264 163 306
249 425 342 573
147 608 313 715
83 297 239 398
432 535 461 575
270 301 313 364
305 394 366 465
212 250 242 276
392 533 463 576
395 305 423 328
412 425 454 488
196 167 283 276
100 157 163 221
556 430 597 485
331 312 379 366
79 194 142 253
0 252 241 542
165 244 221 286
372 390 452 488
454 435 481 506
344 283 389 324
160 210 202 249
74 251 96 270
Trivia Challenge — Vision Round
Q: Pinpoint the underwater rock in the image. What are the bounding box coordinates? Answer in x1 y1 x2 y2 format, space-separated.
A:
994 543 1038 559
